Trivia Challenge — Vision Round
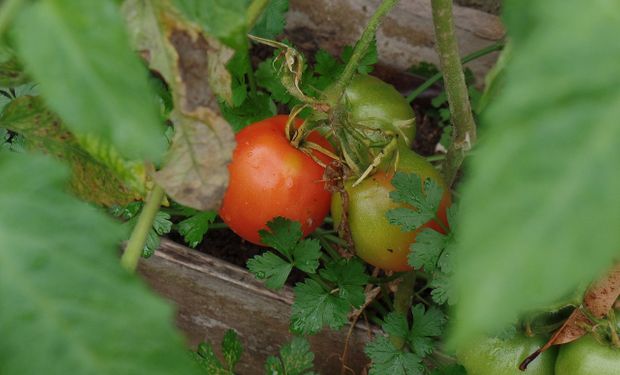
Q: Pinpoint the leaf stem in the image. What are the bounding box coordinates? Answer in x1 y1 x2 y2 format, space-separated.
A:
327 0 399 104
406 41 504 103
431 0 477 186
0 0 24 38
246 0 270 31
390 271 416 349
121 185 165 272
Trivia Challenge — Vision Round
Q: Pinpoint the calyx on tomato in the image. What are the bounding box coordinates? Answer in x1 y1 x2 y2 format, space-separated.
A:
219 115 333 245
555 333 620 375
331 147 450 272
457 335 557 375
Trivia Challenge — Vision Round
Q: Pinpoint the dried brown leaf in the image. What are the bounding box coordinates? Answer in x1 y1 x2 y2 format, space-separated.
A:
154 110 234 210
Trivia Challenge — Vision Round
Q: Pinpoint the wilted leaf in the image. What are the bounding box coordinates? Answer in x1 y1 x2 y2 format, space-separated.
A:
0 96 145 205
13 0 167 162
451 0 620 345
155 110 234 210
0 46 27 86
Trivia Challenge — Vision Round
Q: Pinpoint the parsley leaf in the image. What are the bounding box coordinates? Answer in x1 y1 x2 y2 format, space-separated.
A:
365 336 424 375
255 57 296 105
220 92 277 132
247 252 292 289
264 337 315 375
408 305 446 357
341 38 378 74
387 172 444 232
221 330 243 371
248 217 321 289
408 228 448 272
320 258 369 307
192 342 231 375
290 279 350 335
177 210 217 248
251 0 289 39
382 313 409 340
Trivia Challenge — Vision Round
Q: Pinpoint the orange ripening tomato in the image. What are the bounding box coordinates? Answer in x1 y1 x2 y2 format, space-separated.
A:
219 115 333 245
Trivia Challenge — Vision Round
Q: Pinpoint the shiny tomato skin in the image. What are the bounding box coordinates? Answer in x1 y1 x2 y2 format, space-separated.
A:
331 148 450 272
457 335 557 375
219 115 332 245
555 334 620 375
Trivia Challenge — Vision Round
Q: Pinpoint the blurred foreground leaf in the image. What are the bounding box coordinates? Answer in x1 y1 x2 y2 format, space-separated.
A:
451 0 620 345
0 152 200 374
13 0 166 162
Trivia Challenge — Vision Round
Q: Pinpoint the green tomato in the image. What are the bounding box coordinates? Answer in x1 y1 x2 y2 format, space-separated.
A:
332 74 416 146
331 148 450 272
555 334 620 374
457 335 556 375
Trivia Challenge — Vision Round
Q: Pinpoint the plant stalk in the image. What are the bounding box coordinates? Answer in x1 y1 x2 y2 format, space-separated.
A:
121 185 166 272
0 0 24 38
390 271 416 349
431 0 477 186
246 0 270 31
406 41 504 103
328 0 400 104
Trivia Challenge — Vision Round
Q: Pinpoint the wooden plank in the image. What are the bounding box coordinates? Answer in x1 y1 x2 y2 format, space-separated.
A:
285 0 505 85
138 239 373 375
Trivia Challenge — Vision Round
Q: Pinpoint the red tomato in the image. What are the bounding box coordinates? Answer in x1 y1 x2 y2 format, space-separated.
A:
219 115 332 245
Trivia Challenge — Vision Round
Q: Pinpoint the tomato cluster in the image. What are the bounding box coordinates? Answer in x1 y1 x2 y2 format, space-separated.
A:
457 333 620 374
220 75 449 272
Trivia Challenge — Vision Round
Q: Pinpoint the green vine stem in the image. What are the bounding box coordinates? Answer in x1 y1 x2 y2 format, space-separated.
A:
327 0 400 105
120 185 166 272
246 0 270 31
390 271 416 349
0 0 24 38
406 41 504 103
431 0 477 186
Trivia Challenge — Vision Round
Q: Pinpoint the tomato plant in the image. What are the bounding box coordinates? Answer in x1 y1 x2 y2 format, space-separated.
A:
457 335 557 375
219 115 332 245
331 147 450 271
328 74 416 147
555 334 620 375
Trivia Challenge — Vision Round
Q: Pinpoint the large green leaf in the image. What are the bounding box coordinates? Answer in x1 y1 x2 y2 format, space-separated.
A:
0 152 200 374
451 0 620 345
171 0 248 50
12 0 166 162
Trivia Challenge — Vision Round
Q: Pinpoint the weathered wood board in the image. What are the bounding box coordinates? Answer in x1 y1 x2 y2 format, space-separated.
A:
139 239 374 375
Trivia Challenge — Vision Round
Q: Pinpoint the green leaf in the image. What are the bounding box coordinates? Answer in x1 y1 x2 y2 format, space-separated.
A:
177 210 218 248
0 46 27 86
0 152 200 374
193 342 231 375
260 217 303 256
320 259 369 307
13 0 167 162
341 39 378 75
408 305 445 357
278 337 315 375
290 279 350 335
247 252 293 290
382 313 409 340
408 229 448 272
251 0 289 39
451 0 620 346
172 0 248 50
222 330 243 371
365 336 423 375
255 58 295 105
221 92 277 132
387 173 444 232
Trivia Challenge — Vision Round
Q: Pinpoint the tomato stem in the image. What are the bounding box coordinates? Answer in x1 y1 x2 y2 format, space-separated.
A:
246 0 270 31
431 0 478 186
328 0 399 106
390 271 416 349
120 185 166 272
406 41 504 103
0 0 24 38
